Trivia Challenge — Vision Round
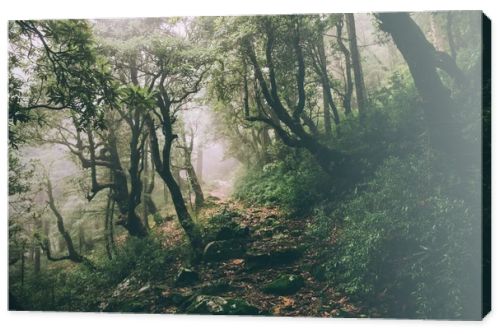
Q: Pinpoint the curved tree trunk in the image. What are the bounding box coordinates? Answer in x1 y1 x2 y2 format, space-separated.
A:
376 12 463 156
44 178 95 270
106 128 147 238
147 115 203 260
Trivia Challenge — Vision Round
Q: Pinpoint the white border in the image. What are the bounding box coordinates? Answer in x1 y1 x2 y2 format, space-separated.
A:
1 1 498 333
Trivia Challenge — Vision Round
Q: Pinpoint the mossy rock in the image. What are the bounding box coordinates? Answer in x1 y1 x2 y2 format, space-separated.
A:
185 295 260 315
163 291 194 307
199 280 234 295
203 240 246 262
174 267 199 287
262 274 305 295
309 263 327 282
215 224 250 241
245 247 304 270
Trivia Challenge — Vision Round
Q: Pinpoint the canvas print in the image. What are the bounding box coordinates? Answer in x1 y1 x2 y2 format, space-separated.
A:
8 11 490 320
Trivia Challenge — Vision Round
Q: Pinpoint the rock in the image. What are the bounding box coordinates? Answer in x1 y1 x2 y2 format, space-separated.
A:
207 195 221 202
245 247 304 270
255 227 274 238
185 295 260 315
309 263 327 281
138 284 151 293
175 267 199 287
223 298 261 315
262 274 305 295
199 280 233 295
100 278 162 313
265 214 279 221
215 224 250 241
203 240 246 262
163 291 194 307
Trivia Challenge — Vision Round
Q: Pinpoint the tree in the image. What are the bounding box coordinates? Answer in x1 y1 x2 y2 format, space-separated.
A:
376 12 466 157
142 141 158 219
306 16 341 133
236 16 351 177
9 20 117 149
178 127 205 210
43 110 148 237
139 33 211 258
345 14 367 119
334 16 353 115
42 177 95 269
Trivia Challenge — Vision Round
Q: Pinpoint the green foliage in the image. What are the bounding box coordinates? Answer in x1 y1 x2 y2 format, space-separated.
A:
234 148 327 216
202 208 241 242
9 20 119 143
95 235 171 284
207 208 240 226
321 155 479 319
8 151 34 196
9 234 174 311
153 212 164 225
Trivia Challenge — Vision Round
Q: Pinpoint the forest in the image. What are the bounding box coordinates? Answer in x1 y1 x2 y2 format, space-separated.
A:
8 12 488 319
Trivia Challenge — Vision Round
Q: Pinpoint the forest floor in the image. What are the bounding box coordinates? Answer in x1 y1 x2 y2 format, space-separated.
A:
111 199 370 317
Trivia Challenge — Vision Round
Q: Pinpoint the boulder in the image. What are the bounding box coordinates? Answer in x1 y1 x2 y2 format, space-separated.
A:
203 240 246 262
254 227 274 238
215 224 250 241
163 291 194 307
245 247 304 270
264 214 279 221
174 267 199 287
309 263 327 282
199 280 233 295
262 274 305 295
185 295 260 315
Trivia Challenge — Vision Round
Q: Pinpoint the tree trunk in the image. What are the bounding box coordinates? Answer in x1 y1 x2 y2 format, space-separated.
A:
78 224 86 254
336 18 353 115
346 13 367 119
317 35 339 132
34 244 40 275
243 28 353 179
186 160 204 210
44 177 95 269
377 12 463 156
147 116 203 260
446 12 457 61
34 216 42 275
142 143 158 217
107 129 147 238
20 244 25 291
195 145 203 184
104 188 113 260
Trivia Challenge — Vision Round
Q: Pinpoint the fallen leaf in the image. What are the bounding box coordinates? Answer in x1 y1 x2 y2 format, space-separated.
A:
281 297 295 307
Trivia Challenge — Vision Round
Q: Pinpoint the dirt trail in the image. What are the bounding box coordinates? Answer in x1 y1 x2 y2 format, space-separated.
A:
162 200 364 317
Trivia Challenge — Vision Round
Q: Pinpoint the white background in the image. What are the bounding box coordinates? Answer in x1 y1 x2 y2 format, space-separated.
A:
0 0 498 333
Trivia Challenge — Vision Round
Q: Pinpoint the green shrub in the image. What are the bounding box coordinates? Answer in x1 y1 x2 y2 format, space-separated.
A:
96 234 171 285
234 148 327 216
324 155 480 319
202 207 241 242
9 233 174 312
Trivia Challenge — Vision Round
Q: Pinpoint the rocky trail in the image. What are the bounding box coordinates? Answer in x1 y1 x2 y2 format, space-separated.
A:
102 200 365 317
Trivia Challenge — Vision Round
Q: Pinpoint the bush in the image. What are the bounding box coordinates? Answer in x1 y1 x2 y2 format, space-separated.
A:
9 233 174 312
201 207 241 242
96 234 171 284
324 155 480 319
234 148 327 216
